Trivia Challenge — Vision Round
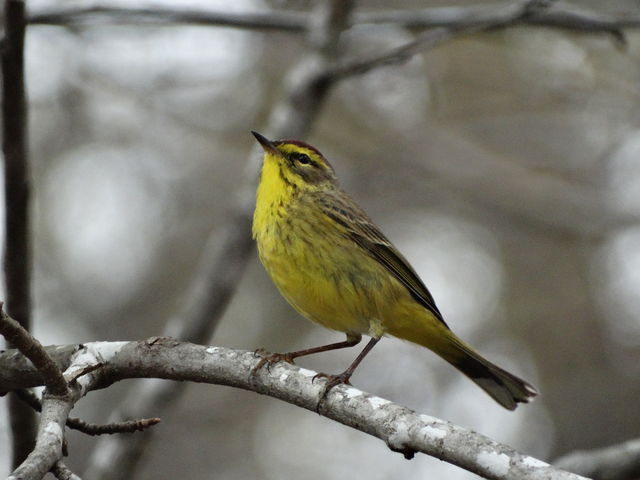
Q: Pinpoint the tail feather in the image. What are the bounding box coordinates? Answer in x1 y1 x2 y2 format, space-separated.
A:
386 313 537 409
447 338 538 410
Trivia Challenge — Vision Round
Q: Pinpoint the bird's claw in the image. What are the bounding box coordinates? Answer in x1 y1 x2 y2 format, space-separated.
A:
313 371 353 412
250 349 296 377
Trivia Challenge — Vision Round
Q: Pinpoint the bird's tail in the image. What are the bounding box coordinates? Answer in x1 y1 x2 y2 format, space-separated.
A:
442 336 538 410
388 320 538 410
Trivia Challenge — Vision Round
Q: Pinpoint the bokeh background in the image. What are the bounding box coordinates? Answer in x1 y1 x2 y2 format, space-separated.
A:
2 0 640 478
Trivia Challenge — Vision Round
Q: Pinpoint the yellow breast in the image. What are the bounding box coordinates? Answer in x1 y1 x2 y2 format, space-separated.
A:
253 158 409 337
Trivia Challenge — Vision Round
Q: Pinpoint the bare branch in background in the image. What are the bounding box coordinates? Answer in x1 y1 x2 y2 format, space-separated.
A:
554 438 640 480
27 2 640 33
83 1 354 478
326 0 555 80
1 340 587 480
2 0 37 467
27 5 307 31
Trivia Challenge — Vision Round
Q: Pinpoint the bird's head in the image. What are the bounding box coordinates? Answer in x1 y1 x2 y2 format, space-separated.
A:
252 131 337 189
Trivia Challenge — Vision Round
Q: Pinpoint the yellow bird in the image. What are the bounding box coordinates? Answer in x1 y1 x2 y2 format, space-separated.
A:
251 131 537 410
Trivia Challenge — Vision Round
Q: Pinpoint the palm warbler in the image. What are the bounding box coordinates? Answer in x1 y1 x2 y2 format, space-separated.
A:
251 131 537 410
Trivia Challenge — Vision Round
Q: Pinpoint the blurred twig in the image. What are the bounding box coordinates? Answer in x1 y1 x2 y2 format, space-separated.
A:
51 461 83 480
326 0 555 80
28 5 307 31
554 438 640 480
3 340 587 480
2 0 37 468
27 1 640 33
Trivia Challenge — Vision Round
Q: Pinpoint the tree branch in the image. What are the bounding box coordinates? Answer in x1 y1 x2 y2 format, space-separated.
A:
0 303 68 396
15 389 160 436
9 392 73 480
27 5 307 31
26 2 640 34
2 0 37 467
554 438 640 480
325 0 566 81
1 340 587 480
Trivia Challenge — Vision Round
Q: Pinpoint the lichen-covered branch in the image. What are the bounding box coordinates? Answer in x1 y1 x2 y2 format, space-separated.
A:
1 340 586 480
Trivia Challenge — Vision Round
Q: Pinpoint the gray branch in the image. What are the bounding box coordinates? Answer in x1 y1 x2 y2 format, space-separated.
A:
26 2 640 33
0 303 68 396
9 393 73 480
2 0 37 467
2 340 586 480
554 439 640 480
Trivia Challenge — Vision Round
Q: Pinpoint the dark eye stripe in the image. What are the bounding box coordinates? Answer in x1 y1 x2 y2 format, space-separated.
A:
290 152 316 167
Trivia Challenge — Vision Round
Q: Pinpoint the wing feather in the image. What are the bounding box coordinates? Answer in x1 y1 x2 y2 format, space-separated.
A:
317 191 448 328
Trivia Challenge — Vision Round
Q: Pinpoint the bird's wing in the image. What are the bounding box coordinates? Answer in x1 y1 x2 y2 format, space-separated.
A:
318 191 448 328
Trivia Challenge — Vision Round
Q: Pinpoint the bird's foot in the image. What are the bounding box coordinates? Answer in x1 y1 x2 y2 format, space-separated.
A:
313 371 353 412
250 348 296 377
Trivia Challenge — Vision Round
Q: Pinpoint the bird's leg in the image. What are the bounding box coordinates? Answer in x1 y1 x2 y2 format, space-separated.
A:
251 333 362 376
314 337 380 410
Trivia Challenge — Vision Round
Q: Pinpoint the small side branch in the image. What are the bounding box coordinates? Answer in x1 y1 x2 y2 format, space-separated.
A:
15 389 160 435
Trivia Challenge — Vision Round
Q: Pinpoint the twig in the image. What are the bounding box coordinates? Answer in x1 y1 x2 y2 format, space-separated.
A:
326 0 551 81
354 1 640 32
15 389 161 435
554 438 640 480
2 340 586 480
71 417 161 436
51 461 83 480
0 303 68 396
26 2 640 33
28 5 306 31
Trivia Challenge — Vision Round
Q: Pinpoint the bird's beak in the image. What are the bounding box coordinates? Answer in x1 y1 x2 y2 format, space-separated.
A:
251 131 279 155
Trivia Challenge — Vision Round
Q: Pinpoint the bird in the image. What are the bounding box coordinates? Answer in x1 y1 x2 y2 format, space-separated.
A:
250 130 537 410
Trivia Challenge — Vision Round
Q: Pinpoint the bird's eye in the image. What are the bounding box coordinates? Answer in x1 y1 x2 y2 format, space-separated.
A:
293 153 311 165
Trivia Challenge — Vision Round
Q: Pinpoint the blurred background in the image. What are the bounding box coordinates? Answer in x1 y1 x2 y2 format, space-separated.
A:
2 0 640 478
